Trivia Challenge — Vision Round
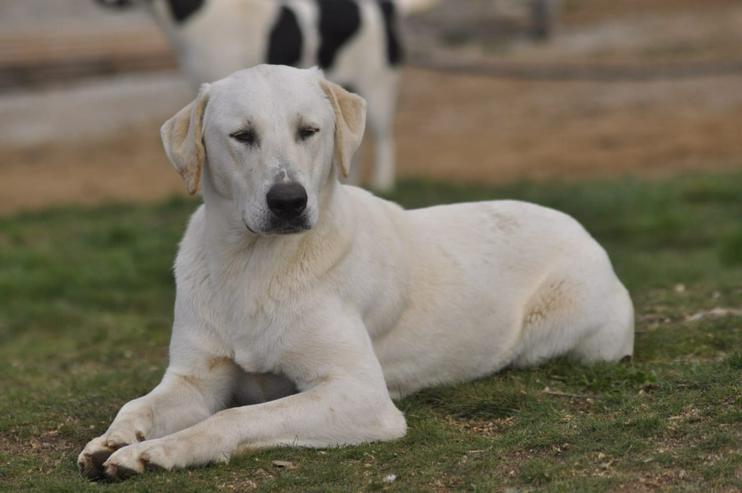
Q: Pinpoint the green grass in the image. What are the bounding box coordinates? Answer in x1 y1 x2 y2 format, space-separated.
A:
1 172 741 492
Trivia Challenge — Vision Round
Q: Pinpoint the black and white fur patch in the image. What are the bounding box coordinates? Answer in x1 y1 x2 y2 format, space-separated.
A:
98 0 402 70
316 0 362 69
267 6 304 66
376 0 403 66
263 0 401 70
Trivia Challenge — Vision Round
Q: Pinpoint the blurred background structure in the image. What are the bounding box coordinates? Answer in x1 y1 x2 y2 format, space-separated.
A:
0 0 741 212
0 0 742 212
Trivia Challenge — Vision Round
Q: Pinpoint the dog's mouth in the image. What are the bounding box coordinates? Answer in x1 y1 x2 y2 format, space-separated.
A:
266 217 311 235
243 216 311 235
242 218 257 234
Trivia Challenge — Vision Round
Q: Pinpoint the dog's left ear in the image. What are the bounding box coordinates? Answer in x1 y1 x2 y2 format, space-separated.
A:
319 79 367 178
160 84 210 195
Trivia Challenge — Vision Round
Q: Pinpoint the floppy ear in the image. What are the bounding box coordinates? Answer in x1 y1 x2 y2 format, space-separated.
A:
319 79 367 178
160 84 210 195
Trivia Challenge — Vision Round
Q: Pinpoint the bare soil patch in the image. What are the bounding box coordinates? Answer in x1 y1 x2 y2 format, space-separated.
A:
2 67 742 215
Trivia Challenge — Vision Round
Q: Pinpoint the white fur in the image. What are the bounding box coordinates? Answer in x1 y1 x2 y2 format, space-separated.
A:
142 0 403 191
78 66 633 480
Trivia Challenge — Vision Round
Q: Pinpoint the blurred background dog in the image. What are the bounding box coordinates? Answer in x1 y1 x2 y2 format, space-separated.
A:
94 0 442 191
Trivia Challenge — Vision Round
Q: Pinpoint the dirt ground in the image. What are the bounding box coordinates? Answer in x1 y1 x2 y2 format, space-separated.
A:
1 0 741 215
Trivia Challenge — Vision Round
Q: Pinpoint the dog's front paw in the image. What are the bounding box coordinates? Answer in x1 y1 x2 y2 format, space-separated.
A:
102 439 179 480
77 435 117 480
78 417 151 479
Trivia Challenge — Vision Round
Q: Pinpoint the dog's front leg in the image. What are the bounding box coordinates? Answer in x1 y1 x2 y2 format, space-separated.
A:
101 317 407 478
102 377 406 477
78 346 238 479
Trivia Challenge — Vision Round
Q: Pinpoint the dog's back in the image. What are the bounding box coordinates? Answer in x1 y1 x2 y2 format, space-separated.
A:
369 199 634 397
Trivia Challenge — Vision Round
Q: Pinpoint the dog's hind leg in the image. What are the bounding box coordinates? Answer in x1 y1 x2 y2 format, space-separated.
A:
511 262 634 368
570 285 634 363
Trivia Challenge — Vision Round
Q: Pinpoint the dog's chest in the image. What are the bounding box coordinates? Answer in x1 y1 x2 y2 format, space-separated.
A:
204 291 285 373
202 268 300 374
181 215 336 374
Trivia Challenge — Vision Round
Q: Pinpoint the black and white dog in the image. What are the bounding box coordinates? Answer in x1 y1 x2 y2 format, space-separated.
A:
97 0 436 191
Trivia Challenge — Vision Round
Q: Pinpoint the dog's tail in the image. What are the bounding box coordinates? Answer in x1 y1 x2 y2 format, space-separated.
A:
396 0 439 15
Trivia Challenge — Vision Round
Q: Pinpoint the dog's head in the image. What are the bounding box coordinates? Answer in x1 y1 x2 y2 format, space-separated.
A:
161 65 366 235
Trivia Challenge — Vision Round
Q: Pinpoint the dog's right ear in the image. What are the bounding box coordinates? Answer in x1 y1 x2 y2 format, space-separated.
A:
160 84 210 195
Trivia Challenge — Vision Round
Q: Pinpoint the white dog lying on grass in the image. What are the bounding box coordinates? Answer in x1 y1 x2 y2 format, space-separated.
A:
78 65 634 480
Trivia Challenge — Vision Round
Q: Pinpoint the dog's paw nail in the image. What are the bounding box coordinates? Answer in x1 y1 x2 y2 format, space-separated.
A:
135 430 146 442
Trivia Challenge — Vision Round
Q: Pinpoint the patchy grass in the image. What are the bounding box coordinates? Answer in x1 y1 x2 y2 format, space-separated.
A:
1 172 741 492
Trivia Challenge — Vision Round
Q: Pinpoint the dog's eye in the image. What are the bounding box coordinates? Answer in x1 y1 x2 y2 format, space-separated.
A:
298 126 319 141
230 128 258 145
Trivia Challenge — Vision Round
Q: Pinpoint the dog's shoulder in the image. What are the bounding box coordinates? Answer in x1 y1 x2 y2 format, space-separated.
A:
340 185 406 235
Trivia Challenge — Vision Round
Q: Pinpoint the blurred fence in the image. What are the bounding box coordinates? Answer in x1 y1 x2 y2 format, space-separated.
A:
0 28 175 90
2 0 742 91
4 28 742 92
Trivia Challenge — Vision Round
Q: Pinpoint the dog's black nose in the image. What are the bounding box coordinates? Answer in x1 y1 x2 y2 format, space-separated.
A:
266 183 307 220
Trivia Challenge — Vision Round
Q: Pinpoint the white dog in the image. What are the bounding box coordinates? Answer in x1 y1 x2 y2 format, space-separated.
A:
78 65 634 480
96 0 437 191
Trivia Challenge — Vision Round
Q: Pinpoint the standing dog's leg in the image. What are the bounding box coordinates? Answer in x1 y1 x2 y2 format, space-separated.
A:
100 317 407 478
77 353 238 479
370 117 396 192
364 74 399 192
